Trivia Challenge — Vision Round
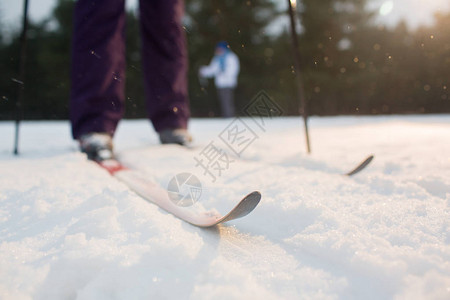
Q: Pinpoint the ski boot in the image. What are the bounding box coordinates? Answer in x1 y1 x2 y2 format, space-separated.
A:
79 132 114 161
159 128 192 146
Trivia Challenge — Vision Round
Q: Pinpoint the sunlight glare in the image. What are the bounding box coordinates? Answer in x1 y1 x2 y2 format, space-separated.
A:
290 0 297 9
380 1 394 16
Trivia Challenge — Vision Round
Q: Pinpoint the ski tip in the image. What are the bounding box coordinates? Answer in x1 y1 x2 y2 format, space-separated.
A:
246 191 262 202
216 191 262 226
244 191 261 205
236 191 262 216
345 154 375 176
364 154 375 165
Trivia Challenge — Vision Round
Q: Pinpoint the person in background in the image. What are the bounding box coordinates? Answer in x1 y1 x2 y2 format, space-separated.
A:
199 41 240 118
71 0 192 162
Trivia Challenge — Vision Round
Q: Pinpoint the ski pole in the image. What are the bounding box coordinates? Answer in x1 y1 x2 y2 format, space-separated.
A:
287 0 311 153
13 0 30 155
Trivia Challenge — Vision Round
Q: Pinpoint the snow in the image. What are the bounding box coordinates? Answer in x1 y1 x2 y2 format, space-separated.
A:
0 115 449 300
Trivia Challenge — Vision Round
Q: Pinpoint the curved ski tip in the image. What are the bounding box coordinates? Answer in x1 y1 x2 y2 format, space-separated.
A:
365 154 375 165
364 154 375 164
345 154 375 176
226 191 261 220
246 191 261 202
202 191 262 227
241 191 261 212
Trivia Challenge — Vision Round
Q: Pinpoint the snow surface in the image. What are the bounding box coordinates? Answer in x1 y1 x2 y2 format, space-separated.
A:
0 115 449 300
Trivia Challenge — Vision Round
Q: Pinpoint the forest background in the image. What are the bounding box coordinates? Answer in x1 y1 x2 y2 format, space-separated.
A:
0 0 448 120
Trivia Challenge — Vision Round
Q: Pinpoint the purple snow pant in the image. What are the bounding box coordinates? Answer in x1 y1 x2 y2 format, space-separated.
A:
70 0 189 139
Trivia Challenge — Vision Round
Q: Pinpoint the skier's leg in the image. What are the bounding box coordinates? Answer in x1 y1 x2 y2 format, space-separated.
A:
138 0 190 132
70 0 126 139
218 88 235 118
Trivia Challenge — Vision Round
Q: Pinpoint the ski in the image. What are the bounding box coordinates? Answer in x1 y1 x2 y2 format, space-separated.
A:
344 154 374 176
96 159 261 227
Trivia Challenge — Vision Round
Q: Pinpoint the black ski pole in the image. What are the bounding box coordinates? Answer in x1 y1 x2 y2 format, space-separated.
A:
13 0 30 155
287 0 311 153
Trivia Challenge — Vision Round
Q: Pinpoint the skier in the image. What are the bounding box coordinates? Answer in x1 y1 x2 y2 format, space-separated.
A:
71 0 192 161
199 41 240 118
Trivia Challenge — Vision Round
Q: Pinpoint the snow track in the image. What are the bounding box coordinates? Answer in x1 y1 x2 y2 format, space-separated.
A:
0 116 449 299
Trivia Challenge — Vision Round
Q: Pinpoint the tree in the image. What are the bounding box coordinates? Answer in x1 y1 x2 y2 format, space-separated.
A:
0 0 449 120
298 0 376 115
